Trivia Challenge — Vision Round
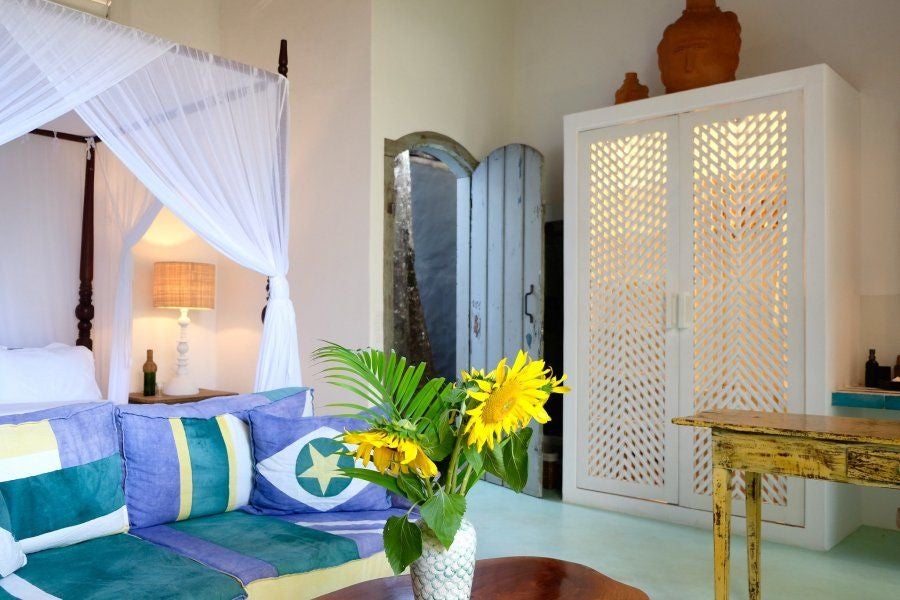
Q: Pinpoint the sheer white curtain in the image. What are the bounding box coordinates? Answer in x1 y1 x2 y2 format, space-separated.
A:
77 46 301 390
0 0 171 146
0 134 85 347
94 145 161 402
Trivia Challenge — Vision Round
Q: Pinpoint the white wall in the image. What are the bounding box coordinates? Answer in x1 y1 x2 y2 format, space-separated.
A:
509 0 900 529
219 0 373 408
109 0 223 53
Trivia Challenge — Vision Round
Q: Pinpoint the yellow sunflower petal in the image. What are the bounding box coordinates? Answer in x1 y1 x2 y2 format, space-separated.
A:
511 350 528 374
475 379 493 392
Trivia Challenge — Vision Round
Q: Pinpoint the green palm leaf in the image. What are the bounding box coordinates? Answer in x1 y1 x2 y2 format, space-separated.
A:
314 342 454 431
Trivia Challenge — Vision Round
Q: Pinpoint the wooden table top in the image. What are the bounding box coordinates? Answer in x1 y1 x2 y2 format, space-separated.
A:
128 389 236 405
314 557 649 600
673 409 900 445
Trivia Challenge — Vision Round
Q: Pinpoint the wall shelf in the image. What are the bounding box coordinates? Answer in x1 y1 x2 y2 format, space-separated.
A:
832 387 900 411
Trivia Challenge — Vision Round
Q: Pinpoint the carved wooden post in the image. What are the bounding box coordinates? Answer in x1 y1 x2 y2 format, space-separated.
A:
263 39 288 323
278 38 288 77
76 140 96 349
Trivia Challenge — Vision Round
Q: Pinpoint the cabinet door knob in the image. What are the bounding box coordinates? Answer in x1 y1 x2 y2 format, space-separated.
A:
666 293 678 330
677 293 693 330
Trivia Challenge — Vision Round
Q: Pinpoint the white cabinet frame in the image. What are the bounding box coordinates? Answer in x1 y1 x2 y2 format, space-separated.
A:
563 65 860 551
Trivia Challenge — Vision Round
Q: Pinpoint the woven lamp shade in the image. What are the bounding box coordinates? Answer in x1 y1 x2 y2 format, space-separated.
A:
152 262 216 310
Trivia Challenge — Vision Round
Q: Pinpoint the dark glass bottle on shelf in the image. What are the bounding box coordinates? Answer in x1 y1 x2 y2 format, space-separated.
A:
143 349 158 396
864 349 879 388
894 355 900 380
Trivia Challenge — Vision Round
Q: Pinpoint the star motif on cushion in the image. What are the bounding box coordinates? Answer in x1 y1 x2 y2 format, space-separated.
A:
298 444 343 495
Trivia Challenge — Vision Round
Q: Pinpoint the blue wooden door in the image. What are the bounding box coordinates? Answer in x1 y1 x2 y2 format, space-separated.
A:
464 144 544 496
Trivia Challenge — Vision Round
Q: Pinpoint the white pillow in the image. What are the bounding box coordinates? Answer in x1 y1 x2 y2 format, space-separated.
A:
0 344 102 403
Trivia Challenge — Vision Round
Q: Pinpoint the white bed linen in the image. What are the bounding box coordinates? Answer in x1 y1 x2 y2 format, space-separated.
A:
0 344 102 404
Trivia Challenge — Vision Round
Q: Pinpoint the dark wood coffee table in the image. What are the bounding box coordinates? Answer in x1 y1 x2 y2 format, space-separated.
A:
315 556 649 599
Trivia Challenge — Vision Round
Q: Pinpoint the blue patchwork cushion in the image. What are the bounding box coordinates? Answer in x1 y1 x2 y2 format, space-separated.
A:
117 388 313 528
247 412 390 514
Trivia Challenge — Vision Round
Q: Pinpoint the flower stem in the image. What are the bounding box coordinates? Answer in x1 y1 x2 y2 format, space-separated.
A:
445 436 464 493
460 464 474 493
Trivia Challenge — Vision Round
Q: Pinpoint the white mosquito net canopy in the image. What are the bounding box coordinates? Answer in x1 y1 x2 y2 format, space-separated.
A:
0 0 301 399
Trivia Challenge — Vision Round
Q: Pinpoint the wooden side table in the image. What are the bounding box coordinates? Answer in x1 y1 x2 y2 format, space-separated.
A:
314 557 649 600
128 389 236 405
674 409 900 600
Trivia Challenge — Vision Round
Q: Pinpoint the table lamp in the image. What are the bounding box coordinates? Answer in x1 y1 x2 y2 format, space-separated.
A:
152 261 215 395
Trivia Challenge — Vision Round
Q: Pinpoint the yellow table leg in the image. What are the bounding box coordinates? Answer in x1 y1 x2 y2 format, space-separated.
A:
713 466 732 600
745 471 762 600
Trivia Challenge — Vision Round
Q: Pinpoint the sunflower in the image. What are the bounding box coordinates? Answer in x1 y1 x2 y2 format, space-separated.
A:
462 351 571 450
343 429 438 479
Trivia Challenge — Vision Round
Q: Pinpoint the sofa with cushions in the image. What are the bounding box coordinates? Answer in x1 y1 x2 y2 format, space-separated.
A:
0 388 402 600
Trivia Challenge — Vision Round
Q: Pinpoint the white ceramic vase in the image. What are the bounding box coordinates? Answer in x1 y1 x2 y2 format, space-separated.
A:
410 519 477 600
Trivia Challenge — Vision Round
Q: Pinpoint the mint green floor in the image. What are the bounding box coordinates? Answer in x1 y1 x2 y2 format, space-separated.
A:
466 485 900 599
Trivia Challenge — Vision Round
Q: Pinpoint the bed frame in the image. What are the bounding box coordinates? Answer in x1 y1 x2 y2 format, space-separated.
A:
27 41 289 350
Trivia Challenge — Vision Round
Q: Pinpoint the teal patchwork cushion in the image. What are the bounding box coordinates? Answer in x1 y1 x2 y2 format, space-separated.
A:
0 493 26 577
0 534 245 600
0 403 128 554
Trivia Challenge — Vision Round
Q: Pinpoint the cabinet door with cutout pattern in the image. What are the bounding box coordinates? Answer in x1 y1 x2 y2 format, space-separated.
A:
574 117 681 503
676 92 806 526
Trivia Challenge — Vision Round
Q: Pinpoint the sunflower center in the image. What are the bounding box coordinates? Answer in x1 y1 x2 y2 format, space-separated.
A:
481 381 522 424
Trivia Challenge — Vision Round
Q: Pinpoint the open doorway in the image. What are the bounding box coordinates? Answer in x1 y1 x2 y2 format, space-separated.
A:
398 150 458 379
383 132 478 380
384 134 551 497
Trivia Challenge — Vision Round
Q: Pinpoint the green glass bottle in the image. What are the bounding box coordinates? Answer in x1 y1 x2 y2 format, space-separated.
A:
143 349 158 396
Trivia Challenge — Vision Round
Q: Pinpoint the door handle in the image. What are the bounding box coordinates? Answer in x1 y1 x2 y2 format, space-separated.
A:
676 293 693 330
666 293 677 330
524 284 535 323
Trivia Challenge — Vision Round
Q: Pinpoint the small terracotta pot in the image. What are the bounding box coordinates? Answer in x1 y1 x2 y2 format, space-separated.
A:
657 0 741 93
615 72 650 104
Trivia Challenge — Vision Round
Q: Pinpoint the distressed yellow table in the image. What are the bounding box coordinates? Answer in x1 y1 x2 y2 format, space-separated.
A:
673 409 900 600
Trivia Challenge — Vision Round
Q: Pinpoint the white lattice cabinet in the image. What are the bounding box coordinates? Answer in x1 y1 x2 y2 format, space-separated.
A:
563 65 861 550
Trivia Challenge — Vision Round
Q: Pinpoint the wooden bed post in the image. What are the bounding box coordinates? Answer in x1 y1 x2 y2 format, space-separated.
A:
278 38 288 77
263 39 288 323
76 139 96 349
29 129 99 350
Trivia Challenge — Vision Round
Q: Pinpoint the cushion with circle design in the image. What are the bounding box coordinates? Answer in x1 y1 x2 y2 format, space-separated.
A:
247 412 390 514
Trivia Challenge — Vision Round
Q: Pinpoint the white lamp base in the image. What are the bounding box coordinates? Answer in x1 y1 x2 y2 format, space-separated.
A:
165 374 199 396
165 308 199 396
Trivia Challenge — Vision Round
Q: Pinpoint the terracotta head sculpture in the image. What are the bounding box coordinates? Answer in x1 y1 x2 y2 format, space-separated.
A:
657 0 741 93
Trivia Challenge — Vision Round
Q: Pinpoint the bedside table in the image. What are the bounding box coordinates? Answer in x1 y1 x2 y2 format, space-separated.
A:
128 389 237 405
